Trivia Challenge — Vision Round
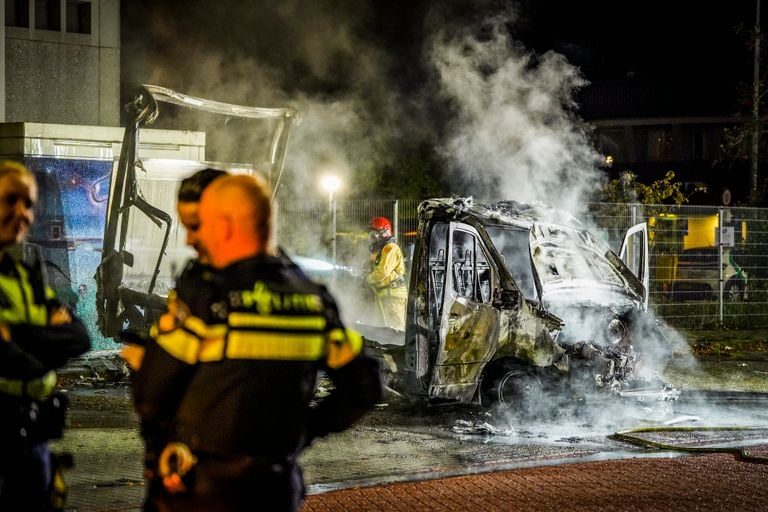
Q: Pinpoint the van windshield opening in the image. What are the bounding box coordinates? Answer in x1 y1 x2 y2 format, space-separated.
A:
486 226 537 300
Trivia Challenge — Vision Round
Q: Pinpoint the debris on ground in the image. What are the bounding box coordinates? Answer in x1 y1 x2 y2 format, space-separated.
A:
450 419 517 436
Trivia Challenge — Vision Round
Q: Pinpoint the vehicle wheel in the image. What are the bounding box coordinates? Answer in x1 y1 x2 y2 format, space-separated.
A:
725 279 745 302
482 364 543 416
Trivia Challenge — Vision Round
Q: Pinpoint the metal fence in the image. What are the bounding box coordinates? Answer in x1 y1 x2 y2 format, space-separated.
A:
584 203 768 329
274 198 421 274
274 199 768 329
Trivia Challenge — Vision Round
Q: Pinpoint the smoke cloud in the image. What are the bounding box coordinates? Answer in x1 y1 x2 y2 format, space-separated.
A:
122 0 628 332
425 7 604 214
125 1 605 208
123 0 408 199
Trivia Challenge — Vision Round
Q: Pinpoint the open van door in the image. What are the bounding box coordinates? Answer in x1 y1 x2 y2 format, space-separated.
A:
429 222 499 402
619 222 649 307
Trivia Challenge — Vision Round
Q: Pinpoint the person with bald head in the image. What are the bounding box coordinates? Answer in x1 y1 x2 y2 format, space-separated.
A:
195 173 273 267
131 173 382 512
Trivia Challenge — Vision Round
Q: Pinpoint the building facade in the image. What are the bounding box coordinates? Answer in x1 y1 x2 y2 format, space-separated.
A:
1 0 119 126
580 76 753 206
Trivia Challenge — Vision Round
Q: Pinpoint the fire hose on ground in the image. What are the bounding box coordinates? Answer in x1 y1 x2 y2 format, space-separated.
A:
611 426 768 464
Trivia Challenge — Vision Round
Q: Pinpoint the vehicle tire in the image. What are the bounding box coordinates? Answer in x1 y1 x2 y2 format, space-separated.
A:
481 363 543 417
725 278 745 302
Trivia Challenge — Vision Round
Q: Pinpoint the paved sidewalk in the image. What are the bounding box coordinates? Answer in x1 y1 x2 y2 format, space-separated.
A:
303 450 768 511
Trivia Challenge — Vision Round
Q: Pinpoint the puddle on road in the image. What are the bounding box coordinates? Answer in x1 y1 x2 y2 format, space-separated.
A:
444 392 768 450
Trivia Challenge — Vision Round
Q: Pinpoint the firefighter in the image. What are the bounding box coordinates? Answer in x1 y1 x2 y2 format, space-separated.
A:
0 160 91 511
130 174 382 512
366 216 407 330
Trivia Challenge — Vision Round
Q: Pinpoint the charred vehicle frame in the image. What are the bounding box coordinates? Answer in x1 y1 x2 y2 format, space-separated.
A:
364 198 678 414
95 85 299 340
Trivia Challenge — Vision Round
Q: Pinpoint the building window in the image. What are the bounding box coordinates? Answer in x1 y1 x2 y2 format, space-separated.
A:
646 127 676 161
597 129 626 163
34 0 61 31
66 0 90 34
5 0 30 27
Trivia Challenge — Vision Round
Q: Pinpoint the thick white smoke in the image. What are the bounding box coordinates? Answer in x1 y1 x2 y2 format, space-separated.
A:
427 10 604 214
124 0 405 199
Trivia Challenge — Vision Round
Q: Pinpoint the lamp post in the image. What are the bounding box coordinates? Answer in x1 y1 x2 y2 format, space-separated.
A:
752 0 762 200
320 175 341 265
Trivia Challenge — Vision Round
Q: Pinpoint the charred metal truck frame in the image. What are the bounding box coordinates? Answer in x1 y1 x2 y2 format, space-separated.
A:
96 85 299 340
366 198 677 412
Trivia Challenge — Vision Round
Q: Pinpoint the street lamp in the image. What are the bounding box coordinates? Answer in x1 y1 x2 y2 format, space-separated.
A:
320 174 342 204
320 175 342 265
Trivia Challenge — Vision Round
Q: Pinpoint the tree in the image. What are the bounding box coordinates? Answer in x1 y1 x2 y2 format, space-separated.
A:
366 142 449 199
599 170 688 205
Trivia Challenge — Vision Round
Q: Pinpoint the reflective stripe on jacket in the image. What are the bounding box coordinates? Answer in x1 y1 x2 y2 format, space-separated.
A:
0 256 57 399
153 299 363 368
0 260 50 325
135 254 380 459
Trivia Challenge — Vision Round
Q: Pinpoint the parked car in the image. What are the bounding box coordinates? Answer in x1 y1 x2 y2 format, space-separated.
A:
670 248 748 302
359 198 679 416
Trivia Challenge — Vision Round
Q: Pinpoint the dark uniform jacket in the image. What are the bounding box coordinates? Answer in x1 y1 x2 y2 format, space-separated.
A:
133 253 383 462
0 251 91 440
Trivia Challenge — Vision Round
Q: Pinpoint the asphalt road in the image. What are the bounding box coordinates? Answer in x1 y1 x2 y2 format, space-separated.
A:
54 375 768 511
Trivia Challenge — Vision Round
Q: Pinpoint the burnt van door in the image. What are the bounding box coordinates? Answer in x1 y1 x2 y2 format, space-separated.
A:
619 222 649 307
430 223 500 402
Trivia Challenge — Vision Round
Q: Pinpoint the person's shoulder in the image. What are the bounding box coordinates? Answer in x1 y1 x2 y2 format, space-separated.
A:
178 259 211 280
176 259 216 292
382 241 402 254
229 253 310 286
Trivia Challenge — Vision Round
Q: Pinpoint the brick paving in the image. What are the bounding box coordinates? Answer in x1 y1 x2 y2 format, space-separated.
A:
303 451 768 511
54 427 768 511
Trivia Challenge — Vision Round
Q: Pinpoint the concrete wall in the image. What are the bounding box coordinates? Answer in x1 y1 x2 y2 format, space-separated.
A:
3 0 120 126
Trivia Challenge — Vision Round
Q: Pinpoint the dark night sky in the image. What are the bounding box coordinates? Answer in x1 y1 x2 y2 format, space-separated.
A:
122 0 762 102
522 1 758 80
119 1 766 200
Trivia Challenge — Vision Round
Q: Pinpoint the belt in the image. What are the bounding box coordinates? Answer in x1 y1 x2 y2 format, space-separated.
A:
193 451 298 477
377 276 405 290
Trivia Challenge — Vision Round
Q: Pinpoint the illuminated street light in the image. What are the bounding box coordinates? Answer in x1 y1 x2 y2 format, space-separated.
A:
320 174 342 266
320 174 342 204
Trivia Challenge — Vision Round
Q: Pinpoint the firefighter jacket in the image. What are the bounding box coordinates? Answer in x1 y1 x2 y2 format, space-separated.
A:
366 239 406 294
0 251 91 430
132 253 383 462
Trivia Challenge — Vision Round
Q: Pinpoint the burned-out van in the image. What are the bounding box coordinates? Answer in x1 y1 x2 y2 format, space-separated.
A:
362 198 678 413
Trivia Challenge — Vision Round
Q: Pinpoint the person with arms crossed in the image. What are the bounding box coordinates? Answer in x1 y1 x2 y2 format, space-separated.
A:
0 160 91 511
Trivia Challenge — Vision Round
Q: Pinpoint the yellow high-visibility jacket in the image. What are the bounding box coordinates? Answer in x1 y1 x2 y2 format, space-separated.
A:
0 252 90 402
367 241 406 293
